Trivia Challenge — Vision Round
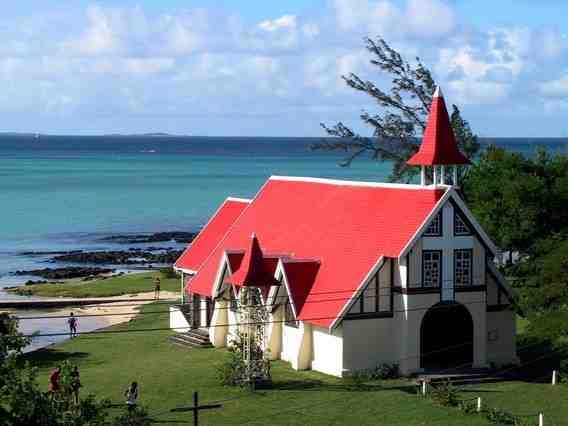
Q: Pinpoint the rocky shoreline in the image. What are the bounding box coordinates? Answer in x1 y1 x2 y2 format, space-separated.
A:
14 266 115 281
98 231 196 244
4 231 194 287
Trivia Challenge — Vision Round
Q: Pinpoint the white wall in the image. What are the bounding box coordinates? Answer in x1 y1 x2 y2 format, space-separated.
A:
312 326 343 376
455 291 487 368
169 306 191 333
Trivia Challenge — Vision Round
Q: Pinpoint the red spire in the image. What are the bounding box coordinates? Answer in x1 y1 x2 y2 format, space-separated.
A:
228 233 277 287
407 87 470 166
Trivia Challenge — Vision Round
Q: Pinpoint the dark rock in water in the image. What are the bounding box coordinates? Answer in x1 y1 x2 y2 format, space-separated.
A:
15 267 114 280
52 249 183 265
25 280 48 286
99 231 196 244
19 250 84 256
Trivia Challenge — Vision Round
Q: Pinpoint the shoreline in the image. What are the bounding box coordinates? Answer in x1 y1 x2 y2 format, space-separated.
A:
9 291 178 353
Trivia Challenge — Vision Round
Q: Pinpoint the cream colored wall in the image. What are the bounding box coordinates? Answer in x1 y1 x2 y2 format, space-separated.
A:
455 291 487 368
281 322 312 370
487 310 518 366
486 269 499 305
397 293 439 375
342 317 396 374
312 326 343 376
266 306 283 360
209 299 228 347
169 306 191 333
472 237 486 286
408 239 422 288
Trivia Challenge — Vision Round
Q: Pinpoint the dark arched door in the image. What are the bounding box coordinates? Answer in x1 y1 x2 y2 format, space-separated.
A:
421 302 473 370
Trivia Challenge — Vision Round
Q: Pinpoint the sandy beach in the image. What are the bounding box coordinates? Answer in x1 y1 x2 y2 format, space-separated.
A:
8 291 179 352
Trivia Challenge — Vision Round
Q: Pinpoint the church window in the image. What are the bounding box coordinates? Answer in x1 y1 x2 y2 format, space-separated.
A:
424 213 442 236
422 250 442 287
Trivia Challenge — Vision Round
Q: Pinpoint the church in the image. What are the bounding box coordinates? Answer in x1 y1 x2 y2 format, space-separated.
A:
170 88 517 377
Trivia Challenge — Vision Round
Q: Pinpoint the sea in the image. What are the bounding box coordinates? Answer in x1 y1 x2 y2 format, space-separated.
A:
1 135 566 294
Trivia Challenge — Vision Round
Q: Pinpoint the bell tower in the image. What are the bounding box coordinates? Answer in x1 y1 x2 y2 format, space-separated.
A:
407 87 470 186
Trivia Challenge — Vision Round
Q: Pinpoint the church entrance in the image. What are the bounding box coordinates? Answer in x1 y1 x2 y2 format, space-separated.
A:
420 302 473 370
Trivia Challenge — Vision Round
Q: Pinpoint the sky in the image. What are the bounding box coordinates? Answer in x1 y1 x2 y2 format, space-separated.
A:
1 0 568 137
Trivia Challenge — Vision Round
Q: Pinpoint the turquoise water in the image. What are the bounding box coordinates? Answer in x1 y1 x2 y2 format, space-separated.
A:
1 135 566 287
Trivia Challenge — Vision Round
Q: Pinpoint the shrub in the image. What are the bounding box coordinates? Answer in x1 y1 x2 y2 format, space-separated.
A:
485 408 516 424
559 359 568 382
458 399 478 415
159 267 177 279
430 380 460 407
371 363 400 380
113 406 152 426
216 348 246 386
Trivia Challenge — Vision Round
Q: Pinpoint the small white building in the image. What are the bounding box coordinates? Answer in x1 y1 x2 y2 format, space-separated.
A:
171 88 517 377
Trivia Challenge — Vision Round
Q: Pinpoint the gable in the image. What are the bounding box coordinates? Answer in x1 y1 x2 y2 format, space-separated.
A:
175 197 250 273
399 189 497 260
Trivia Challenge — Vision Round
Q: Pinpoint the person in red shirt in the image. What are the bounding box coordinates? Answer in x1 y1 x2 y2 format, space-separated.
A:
48 366 61 399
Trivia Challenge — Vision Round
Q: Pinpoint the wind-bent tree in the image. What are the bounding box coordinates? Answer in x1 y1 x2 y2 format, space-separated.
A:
312 38 480 182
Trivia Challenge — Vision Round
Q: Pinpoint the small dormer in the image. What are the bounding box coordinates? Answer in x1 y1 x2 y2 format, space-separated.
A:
407 87 470 187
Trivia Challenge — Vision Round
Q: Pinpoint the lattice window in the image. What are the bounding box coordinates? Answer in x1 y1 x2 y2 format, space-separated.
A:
423 251 442 287
424 213 442 236
284 300 298 328
229 286 238 312
454 212 471 235
346 268 392 317
454 249 472 286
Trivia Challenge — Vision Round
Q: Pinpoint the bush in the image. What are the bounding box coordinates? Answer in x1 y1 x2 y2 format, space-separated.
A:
371 363 400 380
430 380 460 407
485 408 516 424
216 349 246 386
559 359 568 381
458 399 478 415
113 406 152 426
159 267 177 279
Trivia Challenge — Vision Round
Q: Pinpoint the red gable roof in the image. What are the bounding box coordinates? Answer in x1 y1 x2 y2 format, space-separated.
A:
174 198 250 272
407 87 471 166
187 177 446 328
226 234 279 288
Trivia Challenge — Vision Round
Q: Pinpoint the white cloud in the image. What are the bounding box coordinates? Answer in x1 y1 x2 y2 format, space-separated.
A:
258 15 297 32
539 74 568 98
406 0 455 37
0 1 567 136
62 6 119 55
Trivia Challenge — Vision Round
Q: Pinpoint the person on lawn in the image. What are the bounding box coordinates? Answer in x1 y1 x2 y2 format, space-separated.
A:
153 277 161 300
48 366 61 400
70 366 81 404
124 381 139 412
68 312 78 338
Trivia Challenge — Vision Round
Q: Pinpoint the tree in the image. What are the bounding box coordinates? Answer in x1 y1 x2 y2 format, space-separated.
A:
312 37 480 182
0 315 111 425
462 146 568 261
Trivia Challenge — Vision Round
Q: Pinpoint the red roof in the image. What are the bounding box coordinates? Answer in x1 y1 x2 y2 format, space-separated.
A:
174 198 250 272
226 234 279 288
187 177 446 327
407 87 471 166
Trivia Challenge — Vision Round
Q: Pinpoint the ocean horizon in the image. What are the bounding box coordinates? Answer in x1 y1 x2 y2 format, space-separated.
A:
1 135 566 290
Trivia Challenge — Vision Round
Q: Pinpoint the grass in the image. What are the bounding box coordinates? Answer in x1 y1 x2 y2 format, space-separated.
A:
9 272 179 298
24 305 568 425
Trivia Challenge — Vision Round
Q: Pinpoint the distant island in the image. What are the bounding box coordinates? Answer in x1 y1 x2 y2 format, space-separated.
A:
0 132 189 138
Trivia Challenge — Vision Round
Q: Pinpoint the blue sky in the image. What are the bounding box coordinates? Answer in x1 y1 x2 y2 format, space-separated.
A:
1 0 568 137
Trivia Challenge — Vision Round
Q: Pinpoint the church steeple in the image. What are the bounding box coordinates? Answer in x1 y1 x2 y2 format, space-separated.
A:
407 87 470 186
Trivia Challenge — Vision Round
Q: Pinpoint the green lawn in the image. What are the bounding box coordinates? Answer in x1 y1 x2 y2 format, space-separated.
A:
24 305 568 425
10 272 179 298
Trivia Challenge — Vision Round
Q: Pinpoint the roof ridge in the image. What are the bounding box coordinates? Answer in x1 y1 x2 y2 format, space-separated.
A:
269 175 448 190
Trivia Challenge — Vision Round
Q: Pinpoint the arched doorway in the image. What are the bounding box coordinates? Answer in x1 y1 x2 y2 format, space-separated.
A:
420 302 473 370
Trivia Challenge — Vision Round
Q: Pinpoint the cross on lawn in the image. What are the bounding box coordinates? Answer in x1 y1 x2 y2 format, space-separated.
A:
170 391 222 426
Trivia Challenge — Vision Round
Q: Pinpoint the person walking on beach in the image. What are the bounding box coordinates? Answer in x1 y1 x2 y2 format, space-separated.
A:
68 312 78 338
48 366 61 400
154 276 161 300
70 366 81 404
124 381 139 412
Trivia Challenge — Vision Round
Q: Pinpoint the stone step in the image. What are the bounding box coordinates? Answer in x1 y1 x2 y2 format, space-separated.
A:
169 329 213 348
